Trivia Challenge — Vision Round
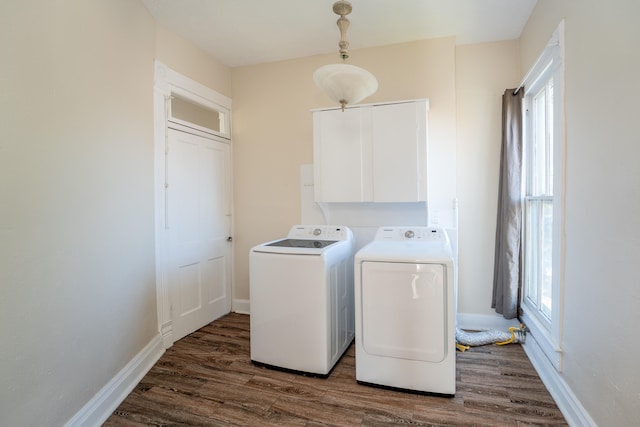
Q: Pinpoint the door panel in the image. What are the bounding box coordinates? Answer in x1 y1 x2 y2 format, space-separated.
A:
167 129 231 342
361 262 447 362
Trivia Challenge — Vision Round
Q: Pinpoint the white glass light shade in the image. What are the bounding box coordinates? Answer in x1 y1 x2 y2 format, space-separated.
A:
313 63 378 109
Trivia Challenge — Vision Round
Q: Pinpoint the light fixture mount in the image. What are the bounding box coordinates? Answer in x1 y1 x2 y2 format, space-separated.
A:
333 0 352 60
313 0 378 111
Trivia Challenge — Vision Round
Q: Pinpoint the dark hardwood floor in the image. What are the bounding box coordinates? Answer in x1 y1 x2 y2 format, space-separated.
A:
104 313 567 426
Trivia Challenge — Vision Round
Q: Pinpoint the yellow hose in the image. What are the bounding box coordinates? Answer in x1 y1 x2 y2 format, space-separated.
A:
456 343 470 352
496 325 524 346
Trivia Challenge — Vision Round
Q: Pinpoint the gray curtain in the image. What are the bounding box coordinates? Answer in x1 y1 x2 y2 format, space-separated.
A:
492 88 524 319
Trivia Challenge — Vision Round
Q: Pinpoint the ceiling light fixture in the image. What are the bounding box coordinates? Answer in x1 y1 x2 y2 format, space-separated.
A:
313 0 378 111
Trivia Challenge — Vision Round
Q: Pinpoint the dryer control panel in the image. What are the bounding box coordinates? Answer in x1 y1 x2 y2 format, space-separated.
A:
375 226 448 243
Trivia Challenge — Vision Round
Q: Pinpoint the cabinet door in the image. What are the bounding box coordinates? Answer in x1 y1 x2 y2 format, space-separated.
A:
313 107 372 202
371 101 427 202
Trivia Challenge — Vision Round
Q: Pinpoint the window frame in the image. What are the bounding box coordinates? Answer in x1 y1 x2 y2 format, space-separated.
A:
520 21 565 371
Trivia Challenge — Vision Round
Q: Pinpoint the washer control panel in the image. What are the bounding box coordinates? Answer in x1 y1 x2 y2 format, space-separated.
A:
288 225 351 241
375 226 447 242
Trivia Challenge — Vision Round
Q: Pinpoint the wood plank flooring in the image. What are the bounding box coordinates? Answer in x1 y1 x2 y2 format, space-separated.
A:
104 313 567 426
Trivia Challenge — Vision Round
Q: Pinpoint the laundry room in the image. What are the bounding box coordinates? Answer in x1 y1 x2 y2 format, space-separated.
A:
231 36 491 328
3 1 639 426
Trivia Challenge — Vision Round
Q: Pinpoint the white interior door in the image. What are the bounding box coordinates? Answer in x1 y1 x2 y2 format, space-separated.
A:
166 128 231 342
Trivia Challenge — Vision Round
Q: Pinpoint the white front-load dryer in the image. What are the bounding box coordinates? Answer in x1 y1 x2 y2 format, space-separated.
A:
354 226 456 395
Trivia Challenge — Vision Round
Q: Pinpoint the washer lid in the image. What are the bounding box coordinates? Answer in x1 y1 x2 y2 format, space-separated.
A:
266 239 338 249
252 238 345 255
251 225 354 255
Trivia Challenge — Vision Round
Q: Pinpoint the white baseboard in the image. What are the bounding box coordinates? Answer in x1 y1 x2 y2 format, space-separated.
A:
64 334 165 427
523 334 596 427
456 312 521 331
233 298 250 315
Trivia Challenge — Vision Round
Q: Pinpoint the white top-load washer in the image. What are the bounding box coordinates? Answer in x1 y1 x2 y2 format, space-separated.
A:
250 225 355 376
355 226 456 395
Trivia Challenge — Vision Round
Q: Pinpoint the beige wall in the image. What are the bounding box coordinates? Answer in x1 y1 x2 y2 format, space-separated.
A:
231 38 457 301
154 23 232 98
455 40 521 316
0 1 157 425
520 0 640 424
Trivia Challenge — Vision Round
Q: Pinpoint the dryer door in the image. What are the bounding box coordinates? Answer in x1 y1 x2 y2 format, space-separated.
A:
360 262 447 362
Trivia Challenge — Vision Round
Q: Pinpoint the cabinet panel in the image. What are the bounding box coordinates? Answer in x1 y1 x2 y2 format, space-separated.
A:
372 101 427 202
313 107 371 202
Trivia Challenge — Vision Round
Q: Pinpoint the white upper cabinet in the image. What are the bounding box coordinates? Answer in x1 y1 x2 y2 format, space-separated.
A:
313 99 428 203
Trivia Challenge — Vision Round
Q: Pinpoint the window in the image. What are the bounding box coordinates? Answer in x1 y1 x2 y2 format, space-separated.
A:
168 89 231 140
524 78 554 320
170 95 227 135
520 21 565 370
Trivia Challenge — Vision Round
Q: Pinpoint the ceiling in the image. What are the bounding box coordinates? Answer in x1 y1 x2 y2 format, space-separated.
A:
142 0 538 68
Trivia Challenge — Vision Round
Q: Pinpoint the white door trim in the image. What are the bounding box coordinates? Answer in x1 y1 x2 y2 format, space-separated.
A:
153 61 233 348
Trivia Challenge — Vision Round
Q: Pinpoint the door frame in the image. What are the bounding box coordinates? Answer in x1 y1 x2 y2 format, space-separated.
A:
153 61 234 348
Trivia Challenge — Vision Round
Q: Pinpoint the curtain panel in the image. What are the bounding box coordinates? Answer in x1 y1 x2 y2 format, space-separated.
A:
492 89 524 319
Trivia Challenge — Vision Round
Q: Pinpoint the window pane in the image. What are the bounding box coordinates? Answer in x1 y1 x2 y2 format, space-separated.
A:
524 197 553 321
533 90 547 196
541 200 553 318
547 79 554 195
524 200 539 306
171 95 226 134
